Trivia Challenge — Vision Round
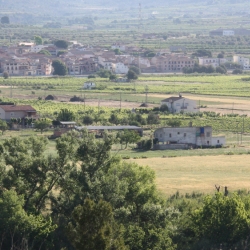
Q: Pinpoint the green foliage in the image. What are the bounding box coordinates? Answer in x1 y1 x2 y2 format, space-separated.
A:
114 48 122 55
83 115 94 125
0 190 56 250
67 199 126 250
193 193 250 247
57 108 75 121
117 129 141 149
38 49 51 56
0 119 8 134
192 49 212 58
1 16 10 24
147 112 160 125
34 35 43 45
54 39 68 49
127 69 138 81
52 60 68 76
167 118 182 127
34 119 51 133
232 69 243 74
97 69 112 78
109 74 117 81
129 66 141 75
3 71 9 79
160 104 169 112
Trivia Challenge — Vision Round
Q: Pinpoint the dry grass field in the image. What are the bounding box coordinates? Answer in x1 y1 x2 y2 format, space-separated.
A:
130 155 250 196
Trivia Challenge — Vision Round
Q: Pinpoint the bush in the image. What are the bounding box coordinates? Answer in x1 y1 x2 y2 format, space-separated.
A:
232 69 243 74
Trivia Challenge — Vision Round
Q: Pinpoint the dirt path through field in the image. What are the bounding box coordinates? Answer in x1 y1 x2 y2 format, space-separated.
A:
147 93 250 105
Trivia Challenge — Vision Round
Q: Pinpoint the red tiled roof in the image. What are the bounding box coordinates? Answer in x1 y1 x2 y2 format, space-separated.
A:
0 105 36 112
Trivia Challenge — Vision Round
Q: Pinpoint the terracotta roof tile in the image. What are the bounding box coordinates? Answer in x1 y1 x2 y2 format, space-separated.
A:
0 105 36 112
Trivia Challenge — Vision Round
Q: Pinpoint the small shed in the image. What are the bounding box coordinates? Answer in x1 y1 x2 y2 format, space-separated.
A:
51 121 76 138
83 82 96 89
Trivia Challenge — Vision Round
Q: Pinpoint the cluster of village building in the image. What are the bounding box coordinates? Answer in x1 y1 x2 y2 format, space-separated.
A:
0 41 249 76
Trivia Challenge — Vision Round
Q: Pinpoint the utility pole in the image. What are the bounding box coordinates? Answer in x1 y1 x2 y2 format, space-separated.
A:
98 96 100 114
120 92 122 110
84 94 86 112
145 85 149 104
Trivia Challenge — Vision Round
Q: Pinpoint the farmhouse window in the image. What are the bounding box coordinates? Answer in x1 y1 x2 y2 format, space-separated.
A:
207 141 209 145
169 133 172 138
217 140 220 143
177 132 180 135
206 132 210 137
184 133 186 137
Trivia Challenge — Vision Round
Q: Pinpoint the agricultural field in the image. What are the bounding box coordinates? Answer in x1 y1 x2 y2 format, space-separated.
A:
131 155 250 195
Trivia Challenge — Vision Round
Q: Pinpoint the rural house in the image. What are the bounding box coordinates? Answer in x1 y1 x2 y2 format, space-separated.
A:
154 126 225 150
83 82 96 89
161 95 198 113
0 105 37 121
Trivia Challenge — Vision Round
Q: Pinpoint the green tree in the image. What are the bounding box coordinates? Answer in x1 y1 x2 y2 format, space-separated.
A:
0 190 56 250
97 69 112 78
217 52 224 58
117 129 141 149
54 40 68 49
216 66 227 74
129 66 141 75
57 109 75 121
109 74 117 81
114 48 122 55
232 69 243 74
34 119 51 134
3 71 9 79
0 119 8 134
52 60 68 76
38 49 51 56
147 112 160 125
192 49 212 57
127 69 138 81
34 35 43 45
193 193 249 246
67 199 126 250
109 113 120 125
1 16 10 24
167 119 181 127
83 115 94 125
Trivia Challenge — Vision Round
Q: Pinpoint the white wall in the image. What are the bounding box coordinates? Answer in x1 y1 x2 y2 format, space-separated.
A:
161 98 198 113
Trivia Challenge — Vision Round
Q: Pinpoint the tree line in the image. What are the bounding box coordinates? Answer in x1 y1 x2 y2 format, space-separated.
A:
0 132 250 249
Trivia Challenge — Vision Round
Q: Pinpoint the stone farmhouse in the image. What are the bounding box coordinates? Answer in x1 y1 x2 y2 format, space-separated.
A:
161 95 199 113
154 126 225 150
0 105 37 121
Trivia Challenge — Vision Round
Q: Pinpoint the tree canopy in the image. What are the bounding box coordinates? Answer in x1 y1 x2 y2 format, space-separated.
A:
1 16 10 24
52 60 68 76
54 40 68 49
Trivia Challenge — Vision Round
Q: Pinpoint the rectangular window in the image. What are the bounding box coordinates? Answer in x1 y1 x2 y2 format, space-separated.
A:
206 132 211 137
217 140 220 143
177 132 180 135
184 133 186 137
169 133 172 138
